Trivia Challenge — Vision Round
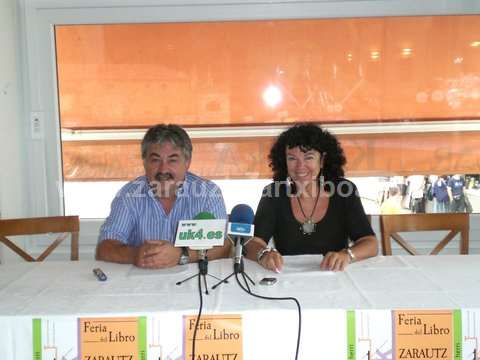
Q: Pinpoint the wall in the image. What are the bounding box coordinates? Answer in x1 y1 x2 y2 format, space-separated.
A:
0 0 28 261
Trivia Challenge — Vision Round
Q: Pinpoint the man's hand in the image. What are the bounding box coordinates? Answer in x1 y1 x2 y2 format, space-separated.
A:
135 240 182 269
320 250 350 271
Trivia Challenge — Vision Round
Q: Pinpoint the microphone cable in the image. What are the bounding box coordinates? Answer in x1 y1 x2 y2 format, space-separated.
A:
234 272 302 360
191 272 204 360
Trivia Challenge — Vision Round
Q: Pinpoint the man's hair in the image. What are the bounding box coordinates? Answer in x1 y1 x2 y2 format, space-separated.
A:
141 124 193 160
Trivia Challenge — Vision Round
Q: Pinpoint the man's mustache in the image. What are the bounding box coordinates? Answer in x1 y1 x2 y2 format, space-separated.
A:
154 172 174 181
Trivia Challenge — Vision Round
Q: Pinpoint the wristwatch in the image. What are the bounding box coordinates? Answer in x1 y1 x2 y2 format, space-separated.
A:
346 248 356 263
178 247 190 265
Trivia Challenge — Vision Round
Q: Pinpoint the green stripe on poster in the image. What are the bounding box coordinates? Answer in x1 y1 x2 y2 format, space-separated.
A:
32 318 42 360
453 310 462 360
138 316 147 360
347 310 355 360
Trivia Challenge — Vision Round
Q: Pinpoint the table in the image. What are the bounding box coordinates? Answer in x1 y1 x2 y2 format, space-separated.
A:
0 255 479 359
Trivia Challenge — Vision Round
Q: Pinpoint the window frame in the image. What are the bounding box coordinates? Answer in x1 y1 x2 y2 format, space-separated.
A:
21 0 480 219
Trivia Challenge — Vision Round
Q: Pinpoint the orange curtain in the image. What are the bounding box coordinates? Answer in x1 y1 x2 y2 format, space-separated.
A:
56 16 480 181
56 16 480 128
62 131 480 180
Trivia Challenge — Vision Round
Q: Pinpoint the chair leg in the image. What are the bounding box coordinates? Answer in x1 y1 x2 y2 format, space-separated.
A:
460 229 469 255
0 235 36 261
71 231 79 260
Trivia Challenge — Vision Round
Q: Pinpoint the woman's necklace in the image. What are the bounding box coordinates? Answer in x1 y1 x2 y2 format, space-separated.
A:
296 187 321 235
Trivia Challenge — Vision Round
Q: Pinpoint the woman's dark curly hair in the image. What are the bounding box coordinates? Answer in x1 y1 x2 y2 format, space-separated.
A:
269 123 346 181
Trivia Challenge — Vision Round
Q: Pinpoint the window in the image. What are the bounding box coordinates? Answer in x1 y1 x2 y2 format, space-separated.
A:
55 16 480 217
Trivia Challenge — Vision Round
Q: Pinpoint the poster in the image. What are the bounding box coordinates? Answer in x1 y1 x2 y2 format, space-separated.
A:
78 317 146 360
353 310 393 360
393 310 461 360
184 314 243 360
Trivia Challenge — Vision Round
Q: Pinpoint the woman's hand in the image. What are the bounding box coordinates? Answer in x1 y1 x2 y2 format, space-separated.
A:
259 249 284 273
320 235 378 271
320 250 350 271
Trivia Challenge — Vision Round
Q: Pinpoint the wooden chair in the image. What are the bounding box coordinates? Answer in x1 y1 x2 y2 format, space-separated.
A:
0 216 79 261
380 213 469 255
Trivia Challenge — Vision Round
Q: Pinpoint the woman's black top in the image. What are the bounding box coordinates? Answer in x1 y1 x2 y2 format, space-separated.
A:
254 178 374 255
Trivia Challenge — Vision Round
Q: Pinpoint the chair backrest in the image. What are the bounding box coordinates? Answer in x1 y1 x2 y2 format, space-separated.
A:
380 213 469 255
0 216 79 261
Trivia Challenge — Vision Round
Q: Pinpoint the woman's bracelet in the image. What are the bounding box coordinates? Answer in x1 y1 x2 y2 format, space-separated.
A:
256 247 278 263
346 247 356 263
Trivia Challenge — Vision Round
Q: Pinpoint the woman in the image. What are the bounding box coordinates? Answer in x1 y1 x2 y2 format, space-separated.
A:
246 123 378 272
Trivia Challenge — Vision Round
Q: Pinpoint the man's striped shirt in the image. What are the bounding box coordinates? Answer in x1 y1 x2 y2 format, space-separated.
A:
99 172 227 247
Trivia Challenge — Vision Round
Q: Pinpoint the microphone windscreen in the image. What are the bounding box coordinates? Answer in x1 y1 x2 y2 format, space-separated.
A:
230 204 254 224
194 211 216 220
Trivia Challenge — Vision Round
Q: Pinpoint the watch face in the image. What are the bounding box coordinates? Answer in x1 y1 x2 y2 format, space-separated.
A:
178 248 189 265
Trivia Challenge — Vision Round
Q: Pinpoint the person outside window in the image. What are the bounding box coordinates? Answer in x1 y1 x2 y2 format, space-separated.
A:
432 175 449 213
447 174 466 213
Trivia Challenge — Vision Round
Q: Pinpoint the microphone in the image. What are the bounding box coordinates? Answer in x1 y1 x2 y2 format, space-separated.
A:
175 211 227 292
175 211 226 250
211 204 256 290
193 212 216 268
194 212 216 220
228 204 255 273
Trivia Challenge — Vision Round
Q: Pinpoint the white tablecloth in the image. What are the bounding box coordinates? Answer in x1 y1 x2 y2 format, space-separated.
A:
0 255 479 359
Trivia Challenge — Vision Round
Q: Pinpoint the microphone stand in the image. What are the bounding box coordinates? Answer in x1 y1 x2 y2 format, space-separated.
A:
176 249 225 295
211 240 255 291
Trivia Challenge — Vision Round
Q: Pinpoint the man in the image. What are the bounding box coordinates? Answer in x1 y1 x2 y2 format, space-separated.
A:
407 175 426 213
96 124 229 268
447 174 466 213
432 175 449 213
